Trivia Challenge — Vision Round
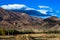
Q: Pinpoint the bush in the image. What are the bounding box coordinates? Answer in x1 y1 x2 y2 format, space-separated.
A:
42 30 60 34
0 28 5 35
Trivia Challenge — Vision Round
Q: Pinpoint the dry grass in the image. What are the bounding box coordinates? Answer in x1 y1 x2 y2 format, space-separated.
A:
15 34 60 40
0 34 60 40
0 33 60 40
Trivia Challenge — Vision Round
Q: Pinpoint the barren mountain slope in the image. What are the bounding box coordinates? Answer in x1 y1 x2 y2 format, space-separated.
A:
0 8 60 31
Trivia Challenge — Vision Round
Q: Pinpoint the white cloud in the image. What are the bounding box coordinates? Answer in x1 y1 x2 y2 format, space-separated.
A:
50 13 57 16
37 10 48 14
39 6 50 8
25 8 35 10
38 5 52 14
0 4 26 9
0 4 36 10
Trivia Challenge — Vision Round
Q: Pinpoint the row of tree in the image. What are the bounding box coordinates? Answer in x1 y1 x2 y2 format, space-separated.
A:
0 28 60 35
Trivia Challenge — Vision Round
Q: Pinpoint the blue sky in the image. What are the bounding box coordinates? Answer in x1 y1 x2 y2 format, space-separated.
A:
0 0 60 18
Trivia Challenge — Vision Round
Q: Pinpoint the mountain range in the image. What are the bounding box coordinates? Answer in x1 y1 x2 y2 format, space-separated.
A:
0 8 60 31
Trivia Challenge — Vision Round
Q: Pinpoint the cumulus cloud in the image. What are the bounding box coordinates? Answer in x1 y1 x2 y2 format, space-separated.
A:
0 4 26 9
38 5 54 15
37 10 48 14
39 5 50 8
38 5 50 14
0 4 36 10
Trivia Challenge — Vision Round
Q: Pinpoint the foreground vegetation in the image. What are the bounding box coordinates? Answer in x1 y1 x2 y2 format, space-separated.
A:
0 28 60 35
0 28 60 40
